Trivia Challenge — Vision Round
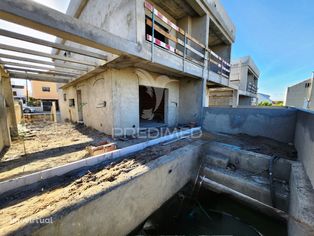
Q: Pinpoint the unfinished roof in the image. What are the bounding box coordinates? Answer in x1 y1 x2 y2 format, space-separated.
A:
232 56 260 77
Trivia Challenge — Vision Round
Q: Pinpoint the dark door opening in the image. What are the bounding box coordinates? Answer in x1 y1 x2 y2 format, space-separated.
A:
139 85 166 128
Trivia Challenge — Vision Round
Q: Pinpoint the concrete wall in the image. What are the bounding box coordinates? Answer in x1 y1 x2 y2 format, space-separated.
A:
33 142 202 236
201 107 297 143
238 95 252 106
61 0 141 67
60 68 181 135
294 109 314 186
31 81 59 100
59 70 114 134
206 88 234 107
112 68 180 134
179 78 203 125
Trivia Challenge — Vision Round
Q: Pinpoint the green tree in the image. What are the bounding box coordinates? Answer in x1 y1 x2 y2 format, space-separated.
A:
258 101 272 106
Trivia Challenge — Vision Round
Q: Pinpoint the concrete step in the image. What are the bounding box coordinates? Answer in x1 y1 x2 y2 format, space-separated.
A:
202 166 289 211
203 153 229 169
202 141 291 182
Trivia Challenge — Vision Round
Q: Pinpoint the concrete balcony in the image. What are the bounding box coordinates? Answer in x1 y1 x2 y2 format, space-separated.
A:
140 0 233 87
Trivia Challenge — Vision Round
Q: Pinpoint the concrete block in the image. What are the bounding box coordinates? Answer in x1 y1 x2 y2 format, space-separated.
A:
288 162 314 236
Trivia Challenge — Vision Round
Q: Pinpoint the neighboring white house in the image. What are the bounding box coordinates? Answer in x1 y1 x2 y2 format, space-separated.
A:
285 77 314 110
11 79 26 99
257 93 272 104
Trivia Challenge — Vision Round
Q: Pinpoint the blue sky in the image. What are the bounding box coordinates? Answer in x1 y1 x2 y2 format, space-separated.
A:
220 0 314 100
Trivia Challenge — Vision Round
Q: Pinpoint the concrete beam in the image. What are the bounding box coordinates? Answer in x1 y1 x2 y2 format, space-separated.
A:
9 71 71 83
0 29 108 61
0 43 98 67
1 61 82 76
0 0 147 59
0 53 88 71
5 67 75 77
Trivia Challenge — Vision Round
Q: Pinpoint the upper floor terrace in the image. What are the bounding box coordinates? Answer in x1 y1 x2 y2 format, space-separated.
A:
142 0 235 85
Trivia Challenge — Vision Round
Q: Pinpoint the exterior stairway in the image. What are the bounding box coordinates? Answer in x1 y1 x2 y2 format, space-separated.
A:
200 141 291 212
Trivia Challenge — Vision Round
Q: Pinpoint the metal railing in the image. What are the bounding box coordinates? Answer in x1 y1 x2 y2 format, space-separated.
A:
247 82 258 94
144 1 230 79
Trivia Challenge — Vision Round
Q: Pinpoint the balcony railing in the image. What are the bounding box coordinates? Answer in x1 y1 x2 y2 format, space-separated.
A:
247 82 257 94
144 1 230 79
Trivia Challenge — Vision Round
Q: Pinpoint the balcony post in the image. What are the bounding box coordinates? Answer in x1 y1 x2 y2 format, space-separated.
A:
220 59 223 77
151 7 155 62
183 32 187 72
208 49 211 78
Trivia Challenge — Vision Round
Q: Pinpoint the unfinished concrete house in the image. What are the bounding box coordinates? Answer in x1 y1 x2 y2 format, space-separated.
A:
206 56 260 107
230 56 259 106
56 0 235 135
0 1 314 236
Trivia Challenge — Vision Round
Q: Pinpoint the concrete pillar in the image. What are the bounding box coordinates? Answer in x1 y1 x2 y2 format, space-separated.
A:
51 101 57 122
1 75 18 138
232 89 239 107
0 94 11 148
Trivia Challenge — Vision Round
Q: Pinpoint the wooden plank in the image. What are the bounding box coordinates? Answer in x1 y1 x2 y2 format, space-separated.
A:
146 18 178 43
177 38 204 58
185 33 205 49
0 43 97 67
0 53 88 71
0 29 108 61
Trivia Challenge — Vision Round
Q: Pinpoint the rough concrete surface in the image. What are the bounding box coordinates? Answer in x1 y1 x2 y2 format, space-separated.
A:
288 162 314 236
294 109 314 187
202 107 297 143
0 139 201 235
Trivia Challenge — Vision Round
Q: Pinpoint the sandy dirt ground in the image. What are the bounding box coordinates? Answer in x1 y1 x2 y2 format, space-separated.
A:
0 122 152 182
0 139 191 235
